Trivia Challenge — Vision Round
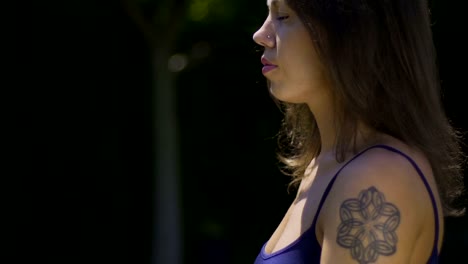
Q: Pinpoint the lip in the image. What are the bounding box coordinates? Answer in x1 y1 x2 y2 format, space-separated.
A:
261 57 278 74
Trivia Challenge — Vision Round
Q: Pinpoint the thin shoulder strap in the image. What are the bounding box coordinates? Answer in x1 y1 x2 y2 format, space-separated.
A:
311 144 440 254
311 144 384 227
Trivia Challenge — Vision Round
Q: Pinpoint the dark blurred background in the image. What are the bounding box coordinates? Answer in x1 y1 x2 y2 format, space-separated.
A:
18 0 467 263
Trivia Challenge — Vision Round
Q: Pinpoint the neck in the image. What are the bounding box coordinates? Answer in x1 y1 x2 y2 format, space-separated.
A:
305 91 337 158
307 98 378 162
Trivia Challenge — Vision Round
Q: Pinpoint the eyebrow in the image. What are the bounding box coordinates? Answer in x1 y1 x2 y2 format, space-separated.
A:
267 0 280 9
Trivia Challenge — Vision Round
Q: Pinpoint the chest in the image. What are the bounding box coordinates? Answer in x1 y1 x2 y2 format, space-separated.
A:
265 167 339 254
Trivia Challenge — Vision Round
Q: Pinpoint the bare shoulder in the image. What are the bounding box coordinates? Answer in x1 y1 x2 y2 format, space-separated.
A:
334 145 433 195
327 145 434 206
318 145 438 263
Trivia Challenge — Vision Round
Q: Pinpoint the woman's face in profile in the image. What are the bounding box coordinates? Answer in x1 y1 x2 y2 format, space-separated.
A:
253 0 329 104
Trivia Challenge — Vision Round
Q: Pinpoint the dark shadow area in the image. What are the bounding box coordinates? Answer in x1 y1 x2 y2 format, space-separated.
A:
19 1 153 263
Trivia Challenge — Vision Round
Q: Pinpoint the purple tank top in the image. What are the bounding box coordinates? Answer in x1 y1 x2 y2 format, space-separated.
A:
254 144 440 264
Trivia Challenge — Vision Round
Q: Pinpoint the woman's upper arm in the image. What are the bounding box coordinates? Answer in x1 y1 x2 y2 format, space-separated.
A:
319 150 432 264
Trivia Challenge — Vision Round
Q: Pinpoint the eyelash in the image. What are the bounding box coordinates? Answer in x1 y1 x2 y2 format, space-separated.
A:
277 15 289 21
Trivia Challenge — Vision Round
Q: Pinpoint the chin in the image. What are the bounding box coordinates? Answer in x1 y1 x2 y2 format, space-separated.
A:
269 86 304 104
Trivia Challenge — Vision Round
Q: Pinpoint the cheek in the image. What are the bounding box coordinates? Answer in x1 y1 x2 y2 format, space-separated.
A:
281 37 318 72
284 53 320 86
292 46 324 85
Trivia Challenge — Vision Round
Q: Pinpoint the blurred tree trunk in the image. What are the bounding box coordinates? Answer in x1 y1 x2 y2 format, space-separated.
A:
122 1 187 263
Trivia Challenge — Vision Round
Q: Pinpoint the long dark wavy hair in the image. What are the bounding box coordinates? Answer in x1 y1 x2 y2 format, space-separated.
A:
273 0 466 216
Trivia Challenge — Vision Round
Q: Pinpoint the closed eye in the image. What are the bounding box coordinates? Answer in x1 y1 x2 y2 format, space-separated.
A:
277 15 289 21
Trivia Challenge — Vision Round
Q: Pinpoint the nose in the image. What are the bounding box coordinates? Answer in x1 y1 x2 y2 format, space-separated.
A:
253 19 274 48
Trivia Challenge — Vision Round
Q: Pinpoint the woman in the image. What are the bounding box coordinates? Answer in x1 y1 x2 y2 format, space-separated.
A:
252 0 466 263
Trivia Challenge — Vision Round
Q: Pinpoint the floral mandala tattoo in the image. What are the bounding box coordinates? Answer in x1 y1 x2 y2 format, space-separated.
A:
336 186 400 264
